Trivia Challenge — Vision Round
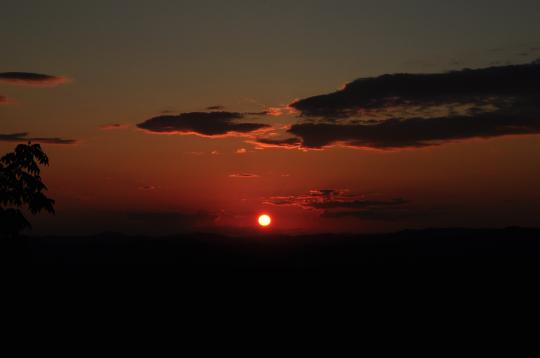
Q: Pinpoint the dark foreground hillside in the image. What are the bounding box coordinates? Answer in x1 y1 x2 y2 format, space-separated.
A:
2 227 540 268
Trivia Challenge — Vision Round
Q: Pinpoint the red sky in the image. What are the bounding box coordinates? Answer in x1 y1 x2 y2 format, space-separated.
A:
1 1 540 235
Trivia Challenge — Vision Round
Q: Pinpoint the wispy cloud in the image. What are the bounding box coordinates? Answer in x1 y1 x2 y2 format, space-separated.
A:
207 105 225 110
0 132 77 145
254 136 302 149
0 72 70 87
229 173 260 178
99 123 130 130
264 189 410 221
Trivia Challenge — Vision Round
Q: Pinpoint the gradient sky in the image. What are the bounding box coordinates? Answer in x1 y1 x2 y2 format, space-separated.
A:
1 0 540 235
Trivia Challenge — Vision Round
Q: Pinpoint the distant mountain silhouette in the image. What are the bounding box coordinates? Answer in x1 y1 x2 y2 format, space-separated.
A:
2 227 540 267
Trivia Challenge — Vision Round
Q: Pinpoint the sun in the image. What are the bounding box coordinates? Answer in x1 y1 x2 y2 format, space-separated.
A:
258 214 272 227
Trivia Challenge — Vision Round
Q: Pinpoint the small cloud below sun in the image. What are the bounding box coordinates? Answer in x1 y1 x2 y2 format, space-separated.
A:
229 173 260 178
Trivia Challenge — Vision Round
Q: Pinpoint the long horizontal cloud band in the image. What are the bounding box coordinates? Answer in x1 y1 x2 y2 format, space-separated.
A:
258 60 540 150
0 133 76 145
137 111 270 137
0 72 68 86
290 60 540 118
264 189 410 221
287 104 540 149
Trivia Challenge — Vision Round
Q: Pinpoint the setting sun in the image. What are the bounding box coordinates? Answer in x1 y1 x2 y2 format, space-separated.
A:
258 214 272 227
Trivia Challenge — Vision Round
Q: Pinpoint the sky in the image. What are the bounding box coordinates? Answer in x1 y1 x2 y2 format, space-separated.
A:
1 0 540 235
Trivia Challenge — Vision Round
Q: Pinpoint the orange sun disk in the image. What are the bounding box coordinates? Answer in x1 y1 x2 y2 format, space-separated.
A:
258 214 272 227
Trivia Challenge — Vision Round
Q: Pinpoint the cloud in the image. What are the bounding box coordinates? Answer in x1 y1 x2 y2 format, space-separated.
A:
99 123 129 130
0 96 10 105
229 173 260 178
235 148 247 154
207 105 225 110
260 60 540 150
290 60 540 118
255 136 302 149
265 107 286 116
0 72 69 87
0 132 76 145
286 104 540 149
137 111 271 137
264 189 405 210
310 197 408 210
264 189 410 221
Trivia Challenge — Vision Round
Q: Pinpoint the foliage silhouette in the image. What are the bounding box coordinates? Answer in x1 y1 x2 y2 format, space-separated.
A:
0 143 55 237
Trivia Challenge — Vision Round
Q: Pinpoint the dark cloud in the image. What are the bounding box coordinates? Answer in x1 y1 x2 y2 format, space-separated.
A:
0 132 76 145
257 60 540 150
207 105 225 110
0 72 69 87
290 61 540 118
264 189 409 221
0 96 10 105
137 111 271 137
287 102 540 149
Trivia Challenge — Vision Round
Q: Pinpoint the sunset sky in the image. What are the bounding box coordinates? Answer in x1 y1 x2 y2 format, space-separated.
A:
1 0 540 235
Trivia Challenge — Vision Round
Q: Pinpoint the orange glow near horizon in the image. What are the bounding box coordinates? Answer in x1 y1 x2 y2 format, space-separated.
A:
258 214 272 227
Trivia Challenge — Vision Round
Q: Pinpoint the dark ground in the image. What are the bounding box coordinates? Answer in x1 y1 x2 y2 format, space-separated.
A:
2 227 540 268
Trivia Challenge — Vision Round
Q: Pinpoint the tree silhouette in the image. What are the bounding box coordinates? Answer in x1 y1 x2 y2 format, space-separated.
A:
0 143 55 237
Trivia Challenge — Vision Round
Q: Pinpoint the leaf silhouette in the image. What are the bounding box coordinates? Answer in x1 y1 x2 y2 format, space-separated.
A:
0 144 54 237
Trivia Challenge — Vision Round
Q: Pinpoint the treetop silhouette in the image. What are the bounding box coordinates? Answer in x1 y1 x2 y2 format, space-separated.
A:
0 143 55 237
